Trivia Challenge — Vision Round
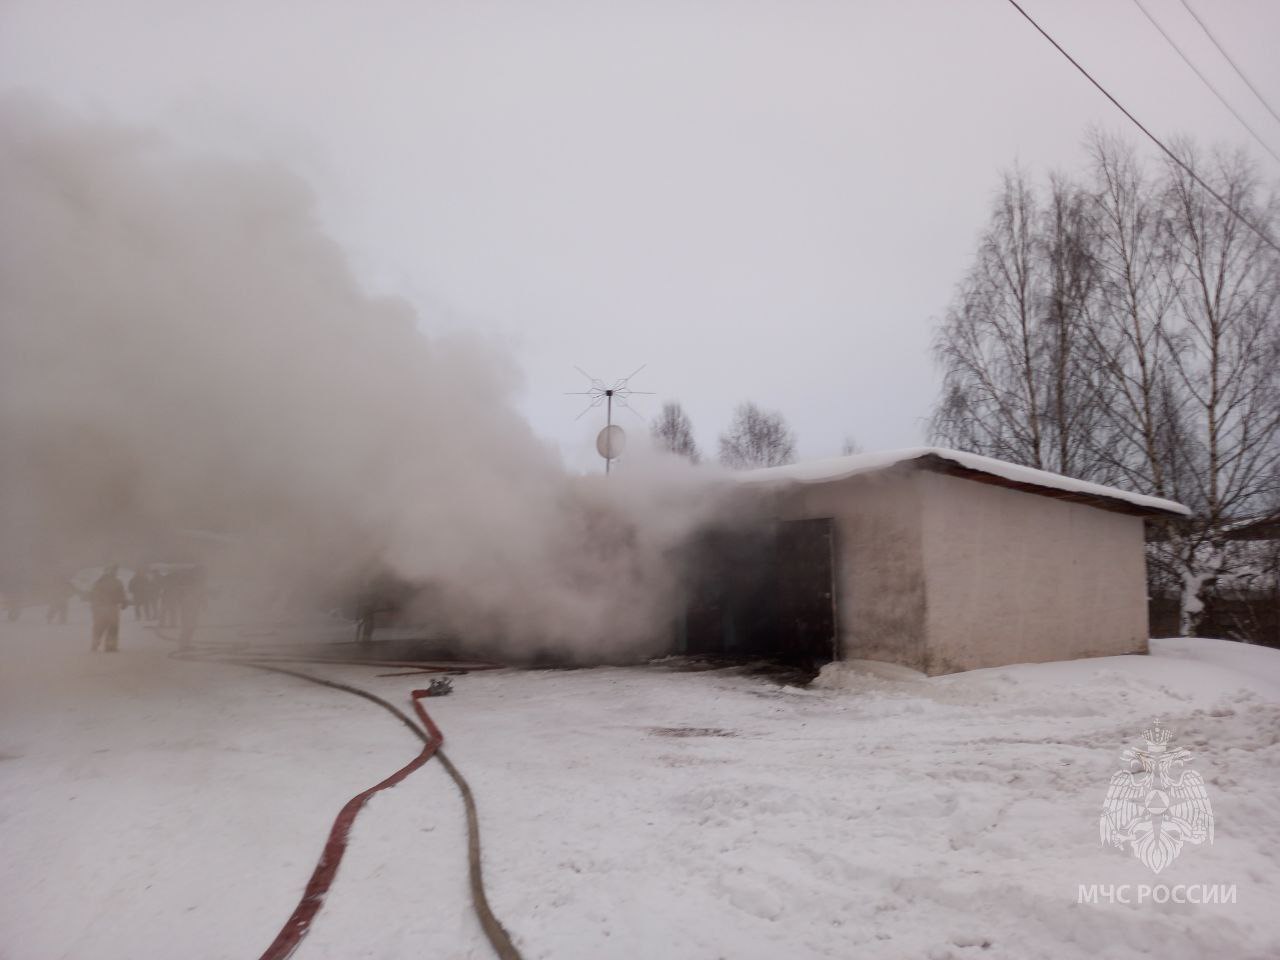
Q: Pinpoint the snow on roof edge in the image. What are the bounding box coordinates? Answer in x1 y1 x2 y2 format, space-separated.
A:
736 446 1190 517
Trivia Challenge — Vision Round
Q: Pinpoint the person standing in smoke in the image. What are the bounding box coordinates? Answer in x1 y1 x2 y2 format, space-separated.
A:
353 572 396 645
88 565 128 652
159 571 178 627
45 576 73 624
128 568 149 621
141 569 158 620
355 593 377 644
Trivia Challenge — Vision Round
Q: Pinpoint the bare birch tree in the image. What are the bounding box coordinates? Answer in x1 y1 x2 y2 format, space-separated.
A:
718 402 796 469
931 170 1100 477
1078 133 1182 497
932 171 1043 465
1040 172 1102 477
651 400 700 464
1157 143 1280 632
931 134 1280 637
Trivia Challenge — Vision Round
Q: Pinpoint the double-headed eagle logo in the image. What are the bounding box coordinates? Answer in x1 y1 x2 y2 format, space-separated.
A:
1099 720 1214 874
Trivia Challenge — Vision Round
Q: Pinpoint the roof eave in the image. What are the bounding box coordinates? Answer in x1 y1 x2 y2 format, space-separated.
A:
907 453 1188 519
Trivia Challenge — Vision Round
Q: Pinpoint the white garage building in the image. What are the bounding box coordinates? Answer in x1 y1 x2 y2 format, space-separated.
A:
678 448 1188 675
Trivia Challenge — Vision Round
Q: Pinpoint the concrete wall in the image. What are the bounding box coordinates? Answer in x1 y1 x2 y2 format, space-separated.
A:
773 470 928 671
917 471 1149 674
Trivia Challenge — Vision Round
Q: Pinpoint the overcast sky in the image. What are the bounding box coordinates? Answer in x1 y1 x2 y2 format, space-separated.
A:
3 0 1278 471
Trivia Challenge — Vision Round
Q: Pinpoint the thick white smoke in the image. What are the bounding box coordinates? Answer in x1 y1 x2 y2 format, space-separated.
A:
0 98 726 658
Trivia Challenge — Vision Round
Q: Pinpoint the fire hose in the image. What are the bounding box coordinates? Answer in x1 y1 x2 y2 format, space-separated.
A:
165 638 522 960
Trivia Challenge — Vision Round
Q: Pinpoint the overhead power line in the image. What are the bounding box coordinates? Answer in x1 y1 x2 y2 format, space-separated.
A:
1001 0 1280 257
1129 0 1280 167
1178 0 1280 130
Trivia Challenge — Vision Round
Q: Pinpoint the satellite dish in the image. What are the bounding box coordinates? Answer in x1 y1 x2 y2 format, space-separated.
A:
596 424 626 460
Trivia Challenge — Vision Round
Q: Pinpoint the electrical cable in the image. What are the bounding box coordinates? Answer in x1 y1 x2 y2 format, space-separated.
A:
1178 0 1280 129
1128 0 1280 166
1001 0 1280 256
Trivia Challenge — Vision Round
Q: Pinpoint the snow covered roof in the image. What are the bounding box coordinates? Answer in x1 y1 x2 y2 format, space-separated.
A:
1222 511 1280 541
737 447 1190 518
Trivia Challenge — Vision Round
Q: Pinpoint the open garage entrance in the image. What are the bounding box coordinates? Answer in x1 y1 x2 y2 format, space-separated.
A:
678 517 838 668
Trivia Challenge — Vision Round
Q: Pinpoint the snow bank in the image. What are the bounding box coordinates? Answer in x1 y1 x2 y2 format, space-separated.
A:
738 446 1190 516
4 621 1278 959
813 657 928 690
1151 636 1280 691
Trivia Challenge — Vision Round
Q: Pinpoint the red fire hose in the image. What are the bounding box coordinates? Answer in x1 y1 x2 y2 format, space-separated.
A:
163 639 521 960
257 686 447 960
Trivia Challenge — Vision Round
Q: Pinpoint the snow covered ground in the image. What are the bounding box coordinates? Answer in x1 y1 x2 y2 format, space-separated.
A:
2 612 1278 959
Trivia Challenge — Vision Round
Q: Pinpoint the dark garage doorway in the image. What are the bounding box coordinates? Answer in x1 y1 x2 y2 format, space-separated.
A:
680 517 838 667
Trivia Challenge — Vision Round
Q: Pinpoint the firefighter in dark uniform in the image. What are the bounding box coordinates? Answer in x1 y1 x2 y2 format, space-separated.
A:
89 565 128 652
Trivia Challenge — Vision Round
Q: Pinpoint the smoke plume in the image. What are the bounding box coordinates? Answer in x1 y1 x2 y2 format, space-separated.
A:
0 98 724 658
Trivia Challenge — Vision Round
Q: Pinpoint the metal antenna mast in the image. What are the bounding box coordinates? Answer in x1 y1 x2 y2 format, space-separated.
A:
565 365 653 474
